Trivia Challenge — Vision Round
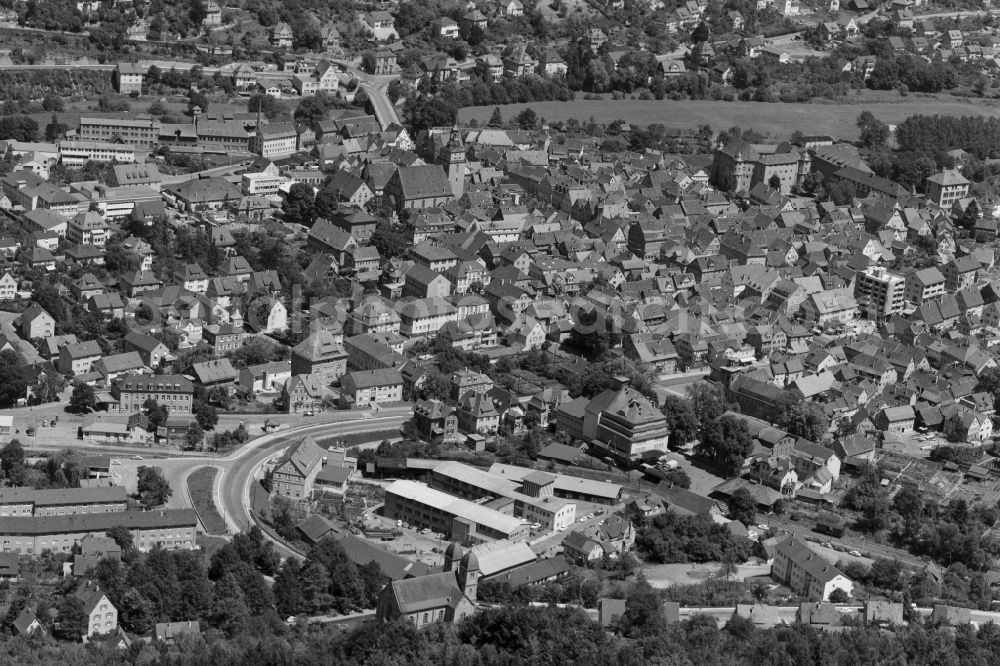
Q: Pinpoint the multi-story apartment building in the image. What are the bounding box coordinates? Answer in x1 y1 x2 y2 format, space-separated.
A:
0 509 198 554
771 536 853 601
925 169 970 208
78 117 161 148
66 211 110 247
254 122 298 158
395 297 458 338
110 373 193 415
344 333 407 371
854 266 905 322
290 330 348 384
905 266 946 304
59 141 136 167
340 369 403 407
0 487 127 517
114 62 144 94
202 324 243 355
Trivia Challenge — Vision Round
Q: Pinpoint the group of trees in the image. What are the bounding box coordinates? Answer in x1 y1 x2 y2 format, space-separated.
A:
478 573 602 608
844 464 1000 571
896 114 1000 160
0 442 92 489
9 526 393 645
493 351 657 404
635 510 754 564
6 596 1000 664
684 384 753 476
891 487 1000 571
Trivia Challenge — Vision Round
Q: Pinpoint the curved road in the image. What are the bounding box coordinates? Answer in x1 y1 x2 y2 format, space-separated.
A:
219 411 411 532
125 407 411 558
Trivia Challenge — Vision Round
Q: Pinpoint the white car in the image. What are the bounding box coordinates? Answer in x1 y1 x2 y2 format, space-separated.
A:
578 517 587 523
531 522 541 529
420 527 431 535
586 513 595 519
849 550 862 557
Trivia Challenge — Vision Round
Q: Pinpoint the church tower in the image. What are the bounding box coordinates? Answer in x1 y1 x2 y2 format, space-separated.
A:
457 550 480 602
438 128 466 199
443 542 464 572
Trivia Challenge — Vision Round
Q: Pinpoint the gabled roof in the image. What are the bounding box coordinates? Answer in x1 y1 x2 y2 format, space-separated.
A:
775 535 847 584
394 165 453 201
388 571 465 613
276 436 326 478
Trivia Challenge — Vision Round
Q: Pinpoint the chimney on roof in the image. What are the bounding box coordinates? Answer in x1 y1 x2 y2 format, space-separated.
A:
611 375 631 390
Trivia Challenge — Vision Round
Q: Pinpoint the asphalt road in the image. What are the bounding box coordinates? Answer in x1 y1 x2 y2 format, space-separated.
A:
209 410 411 559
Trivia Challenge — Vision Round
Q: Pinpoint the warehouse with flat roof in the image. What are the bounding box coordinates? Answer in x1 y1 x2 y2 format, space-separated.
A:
430 461 577 532
488 463 624 504
383 480 530 544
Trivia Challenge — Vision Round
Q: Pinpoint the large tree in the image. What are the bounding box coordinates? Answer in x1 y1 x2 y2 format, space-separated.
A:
193 400 218 431
856 110 890 149
661 395 699 445
54 595 88 640
687 383 730 428
369 220 409 259
777 401 829 442
293 95 328 127
185 421 205 450
136 465 172 508
0 364 26 408
68 383 96 414
0 439 24 477
282 182 316 227
143 398 168 430
105 525 135 558
728 487 757 526
696 414 753 476
312 183 341 223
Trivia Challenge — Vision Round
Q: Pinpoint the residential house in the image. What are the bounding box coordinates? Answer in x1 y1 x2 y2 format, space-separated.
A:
771 536 853 601
340 368 404 408
271 436 326 499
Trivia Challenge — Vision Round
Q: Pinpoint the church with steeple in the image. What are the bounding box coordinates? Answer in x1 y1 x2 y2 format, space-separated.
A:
376 542 479 626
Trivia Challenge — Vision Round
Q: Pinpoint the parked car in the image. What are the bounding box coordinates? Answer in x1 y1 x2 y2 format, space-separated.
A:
849 550 862 557
420 527 431 535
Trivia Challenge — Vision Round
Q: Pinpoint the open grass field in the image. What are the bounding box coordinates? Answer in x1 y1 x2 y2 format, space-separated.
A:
458 95 1000 140
187 466 228 535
